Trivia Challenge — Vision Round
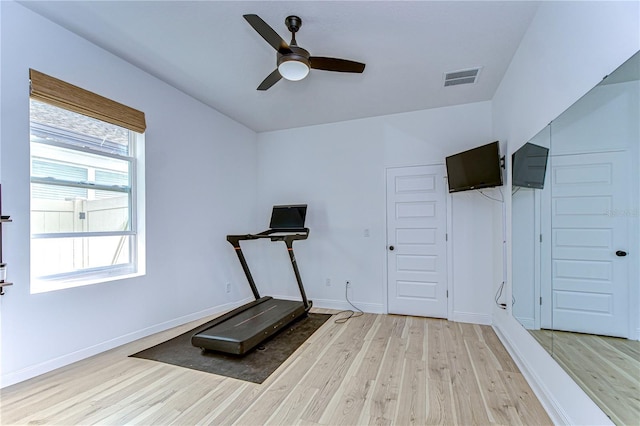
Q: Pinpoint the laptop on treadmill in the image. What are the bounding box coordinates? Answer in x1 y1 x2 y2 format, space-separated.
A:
268 204 307 233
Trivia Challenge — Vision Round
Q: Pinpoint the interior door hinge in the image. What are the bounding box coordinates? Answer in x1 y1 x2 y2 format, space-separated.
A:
540 234 543 243
445 233 448 241
446 290 449 298
540 296 542 305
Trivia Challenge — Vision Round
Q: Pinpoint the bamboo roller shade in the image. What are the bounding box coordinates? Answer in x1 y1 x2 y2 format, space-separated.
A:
29 69 146 133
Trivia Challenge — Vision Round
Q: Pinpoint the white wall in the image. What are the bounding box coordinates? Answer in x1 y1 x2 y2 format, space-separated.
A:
0 1 259 386
254 102 498 324
492 1 640 424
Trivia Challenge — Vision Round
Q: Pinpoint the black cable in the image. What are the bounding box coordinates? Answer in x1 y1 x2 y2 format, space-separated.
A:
334 283 364 324
495 281 507 309
479 188 504 203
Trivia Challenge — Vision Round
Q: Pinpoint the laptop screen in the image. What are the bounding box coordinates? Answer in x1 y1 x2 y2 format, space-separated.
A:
269 204 307 229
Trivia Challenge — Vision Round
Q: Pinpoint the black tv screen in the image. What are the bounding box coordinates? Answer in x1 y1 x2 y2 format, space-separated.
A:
512 142 549 189
445 141 503 193
269 204 307 229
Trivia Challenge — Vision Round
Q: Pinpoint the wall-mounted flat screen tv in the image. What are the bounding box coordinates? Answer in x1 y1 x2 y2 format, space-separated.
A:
512 142 549 189
269 204 307 229
445 141 503 193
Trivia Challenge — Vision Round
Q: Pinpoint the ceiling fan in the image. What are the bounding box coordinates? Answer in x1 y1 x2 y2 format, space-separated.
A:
243 14 366 91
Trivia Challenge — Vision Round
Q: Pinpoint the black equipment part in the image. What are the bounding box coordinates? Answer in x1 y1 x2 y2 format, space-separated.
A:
191 296 306 355
243 14 366 91
191 226 311 355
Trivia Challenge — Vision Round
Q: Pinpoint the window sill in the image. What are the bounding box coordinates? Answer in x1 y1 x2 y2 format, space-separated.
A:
31 270 145 294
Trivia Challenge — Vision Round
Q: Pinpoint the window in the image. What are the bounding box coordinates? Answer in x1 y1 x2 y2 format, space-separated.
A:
29 70 145 292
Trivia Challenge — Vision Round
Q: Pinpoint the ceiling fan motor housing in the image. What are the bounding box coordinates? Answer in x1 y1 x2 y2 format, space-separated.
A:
277 46 310 81
277 46 310 67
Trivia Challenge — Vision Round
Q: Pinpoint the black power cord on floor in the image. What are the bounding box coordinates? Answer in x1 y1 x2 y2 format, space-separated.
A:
334 281 364 324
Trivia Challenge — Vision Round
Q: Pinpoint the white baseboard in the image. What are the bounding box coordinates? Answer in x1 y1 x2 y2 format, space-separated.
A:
492 312 613 426
0 299 250 388
267 293 385 314
452 311 492 325
492 321 566 425
299 296 385 314
514 316 535 330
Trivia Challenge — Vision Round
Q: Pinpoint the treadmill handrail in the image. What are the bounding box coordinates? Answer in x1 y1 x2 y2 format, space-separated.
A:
227 228 309 243
226 227 311 310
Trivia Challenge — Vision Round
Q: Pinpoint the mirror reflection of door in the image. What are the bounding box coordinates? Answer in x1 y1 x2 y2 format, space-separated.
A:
542 72 638 339
543 151 631 338
512 50 639 426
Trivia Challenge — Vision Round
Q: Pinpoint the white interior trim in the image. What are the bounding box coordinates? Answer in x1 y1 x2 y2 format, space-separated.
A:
493 312 613 426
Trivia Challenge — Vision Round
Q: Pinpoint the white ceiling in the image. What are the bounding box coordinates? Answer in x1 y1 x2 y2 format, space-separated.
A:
19 1 539 133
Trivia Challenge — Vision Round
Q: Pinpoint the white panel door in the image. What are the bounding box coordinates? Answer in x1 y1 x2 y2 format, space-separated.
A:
387 165 448 318
549 151 630 337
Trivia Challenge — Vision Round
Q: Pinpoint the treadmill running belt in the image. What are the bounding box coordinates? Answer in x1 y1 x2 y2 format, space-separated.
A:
192 298 306 355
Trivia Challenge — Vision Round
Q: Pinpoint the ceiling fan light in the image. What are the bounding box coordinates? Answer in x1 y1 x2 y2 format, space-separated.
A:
278 58 310 81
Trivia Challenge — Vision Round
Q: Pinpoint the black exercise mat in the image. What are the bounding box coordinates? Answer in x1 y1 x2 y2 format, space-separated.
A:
130 313 331 384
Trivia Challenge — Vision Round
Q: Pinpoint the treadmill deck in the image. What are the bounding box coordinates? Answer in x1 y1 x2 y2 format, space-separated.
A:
192 297 306 355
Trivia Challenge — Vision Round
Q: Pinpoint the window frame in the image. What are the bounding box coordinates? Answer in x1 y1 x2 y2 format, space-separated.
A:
29 105 144 292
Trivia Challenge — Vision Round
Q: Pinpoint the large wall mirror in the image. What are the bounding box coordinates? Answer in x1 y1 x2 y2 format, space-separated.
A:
512 50 639 425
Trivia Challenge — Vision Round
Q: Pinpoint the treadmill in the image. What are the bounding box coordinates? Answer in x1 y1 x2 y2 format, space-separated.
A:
191 204 312 355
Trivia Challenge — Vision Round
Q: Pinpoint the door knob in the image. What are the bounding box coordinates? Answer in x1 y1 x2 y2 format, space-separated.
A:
616 250 627 257
389 245 395 251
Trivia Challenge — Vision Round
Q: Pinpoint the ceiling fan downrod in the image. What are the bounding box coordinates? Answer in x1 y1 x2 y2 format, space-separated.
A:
285 15 302 46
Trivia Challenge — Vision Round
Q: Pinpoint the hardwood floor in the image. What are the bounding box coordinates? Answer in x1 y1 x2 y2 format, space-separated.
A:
530 329 640 426
1 310 551 425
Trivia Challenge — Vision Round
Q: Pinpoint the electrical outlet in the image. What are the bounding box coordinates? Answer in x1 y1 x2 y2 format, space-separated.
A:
225 282 231 293
325 278 331 287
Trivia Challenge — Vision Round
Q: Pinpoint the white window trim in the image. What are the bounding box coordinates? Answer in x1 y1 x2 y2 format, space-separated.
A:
30 128 146 293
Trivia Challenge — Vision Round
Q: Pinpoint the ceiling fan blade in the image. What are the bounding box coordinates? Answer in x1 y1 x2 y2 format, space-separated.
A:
309 57 366 73
257 69 282 91
243 14 291 54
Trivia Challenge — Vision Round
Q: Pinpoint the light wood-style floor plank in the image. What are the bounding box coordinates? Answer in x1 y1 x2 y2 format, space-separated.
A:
1 311 552 425
444 322 492 425
531 329 640 426
395 358 427 425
